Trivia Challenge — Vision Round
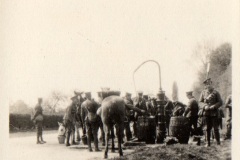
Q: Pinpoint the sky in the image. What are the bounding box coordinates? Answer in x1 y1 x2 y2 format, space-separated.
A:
1 0 233 106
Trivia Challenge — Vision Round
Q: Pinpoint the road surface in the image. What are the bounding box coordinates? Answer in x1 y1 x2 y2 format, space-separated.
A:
8 130 134 160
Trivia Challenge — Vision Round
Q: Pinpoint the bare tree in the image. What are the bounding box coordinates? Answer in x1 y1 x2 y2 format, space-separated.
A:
172 81 178 102
43 91 67 115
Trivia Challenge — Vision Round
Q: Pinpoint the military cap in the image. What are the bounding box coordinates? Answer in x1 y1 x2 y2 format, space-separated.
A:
143 95 148 100
203 78 212 85
125 92 132 97
71 96 78 101
137 91 143 95
84 92 91 97
74 90 83 96
186 91 193 95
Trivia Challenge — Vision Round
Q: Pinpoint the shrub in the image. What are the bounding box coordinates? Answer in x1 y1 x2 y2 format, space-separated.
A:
9 114 64 132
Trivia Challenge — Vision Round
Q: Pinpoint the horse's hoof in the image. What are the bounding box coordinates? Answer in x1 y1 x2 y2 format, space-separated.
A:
66 143 70 147
104 155 108 159
89 149 93 152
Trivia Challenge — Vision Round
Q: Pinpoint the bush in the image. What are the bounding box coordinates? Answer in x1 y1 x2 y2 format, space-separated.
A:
9 114 64 132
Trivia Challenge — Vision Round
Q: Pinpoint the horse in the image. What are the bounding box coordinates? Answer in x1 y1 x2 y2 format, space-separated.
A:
98 95 125 159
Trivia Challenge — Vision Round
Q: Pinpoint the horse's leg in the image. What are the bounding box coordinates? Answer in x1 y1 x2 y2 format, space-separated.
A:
104 125 110 159
76 124 80 141
111 126 115 153
117 123 124 157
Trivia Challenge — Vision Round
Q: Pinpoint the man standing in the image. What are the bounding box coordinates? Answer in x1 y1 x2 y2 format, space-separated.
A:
199 78 223 147
164 97 174 136
133 91 147 138
81 92 100 152
63 96 78 146
74 90 84 142
184 91 199 136
224 95 232 140
32 98 46 144
123 92 145 141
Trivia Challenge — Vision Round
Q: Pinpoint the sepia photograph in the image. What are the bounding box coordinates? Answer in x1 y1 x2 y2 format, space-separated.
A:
1 0 239 160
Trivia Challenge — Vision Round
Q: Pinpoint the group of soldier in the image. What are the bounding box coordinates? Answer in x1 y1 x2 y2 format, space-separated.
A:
31 77 232 150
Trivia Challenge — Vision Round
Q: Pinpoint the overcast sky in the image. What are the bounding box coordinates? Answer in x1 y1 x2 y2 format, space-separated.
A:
1 0 233 106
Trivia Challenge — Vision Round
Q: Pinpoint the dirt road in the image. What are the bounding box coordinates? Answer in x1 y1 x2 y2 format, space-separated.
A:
7 131 134 160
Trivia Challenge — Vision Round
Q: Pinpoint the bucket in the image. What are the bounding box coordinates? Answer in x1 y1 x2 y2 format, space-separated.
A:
169 117 190 144
58 135 65 144
82 135 88 145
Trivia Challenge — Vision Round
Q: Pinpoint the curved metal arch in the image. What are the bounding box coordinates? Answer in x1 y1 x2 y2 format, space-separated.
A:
133 60 162 94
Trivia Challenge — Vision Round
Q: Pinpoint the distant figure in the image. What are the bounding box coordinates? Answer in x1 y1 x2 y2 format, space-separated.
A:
123 92 145 141
63 96 78 146
31 98 46 144
199 78 222 147
81 92 101 152
133 91 147 138
184 91 199 136
224 95 232 140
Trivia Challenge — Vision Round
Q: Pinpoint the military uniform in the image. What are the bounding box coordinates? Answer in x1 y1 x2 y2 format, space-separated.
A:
199 79 222 146
133 92 147 137
164 100 174 135
224 95 232 139
63 99 77 146
81 92 100 152
32 98 46 144
184 92 199 136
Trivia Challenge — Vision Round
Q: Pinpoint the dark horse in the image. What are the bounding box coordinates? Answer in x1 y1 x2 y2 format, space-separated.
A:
98 95 125 159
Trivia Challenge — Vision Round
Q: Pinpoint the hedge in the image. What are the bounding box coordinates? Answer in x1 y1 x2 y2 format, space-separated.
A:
9 114 64 132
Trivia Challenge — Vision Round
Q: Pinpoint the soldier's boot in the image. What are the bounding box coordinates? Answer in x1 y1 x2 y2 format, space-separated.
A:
36 133 43 144
205 131 211 147
66 132 71 146
102 136 106 146
214 131 221 145
88 134 93 152
40 132 46 143
94 136 101 152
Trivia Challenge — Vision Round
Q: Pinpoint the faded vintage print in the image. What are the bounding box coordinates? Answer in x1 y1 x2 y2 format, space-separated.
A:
2 0 237 160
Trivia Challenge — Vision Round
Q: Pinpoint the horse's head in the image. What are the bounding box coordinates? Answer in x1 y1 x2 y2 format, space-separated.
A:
58 122 66 136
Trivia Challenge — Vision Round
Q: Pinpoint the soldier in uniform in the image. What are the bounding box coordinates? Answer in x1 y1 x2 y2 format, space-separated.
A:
32 98 46 144
184 91 199 136
81 92 101 152
133 91 147 138
199 78 223 147
164 97 174 136
63 96 79 146
123 92 146 141
224 95 232 140
74 91 85 142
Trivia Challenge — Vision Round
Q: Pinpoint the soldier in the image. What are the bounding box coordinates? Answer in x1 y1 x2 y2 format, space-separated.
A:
199 78 223 147
63 96 78 146
81 92 101 152
133 91 147 138
184 91 199 136
146 97 156 116
74 90 85 142
31 98 46 144
123 92 146 141
164 97 174 136
224 95 232 140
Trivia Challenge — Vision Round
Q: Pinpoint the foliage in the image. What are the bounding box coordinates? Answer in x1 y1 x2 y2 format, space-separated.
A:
192 42 232 101
9 114 64 132
42 91 67 115
172 81 179 102
9 100 32 114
